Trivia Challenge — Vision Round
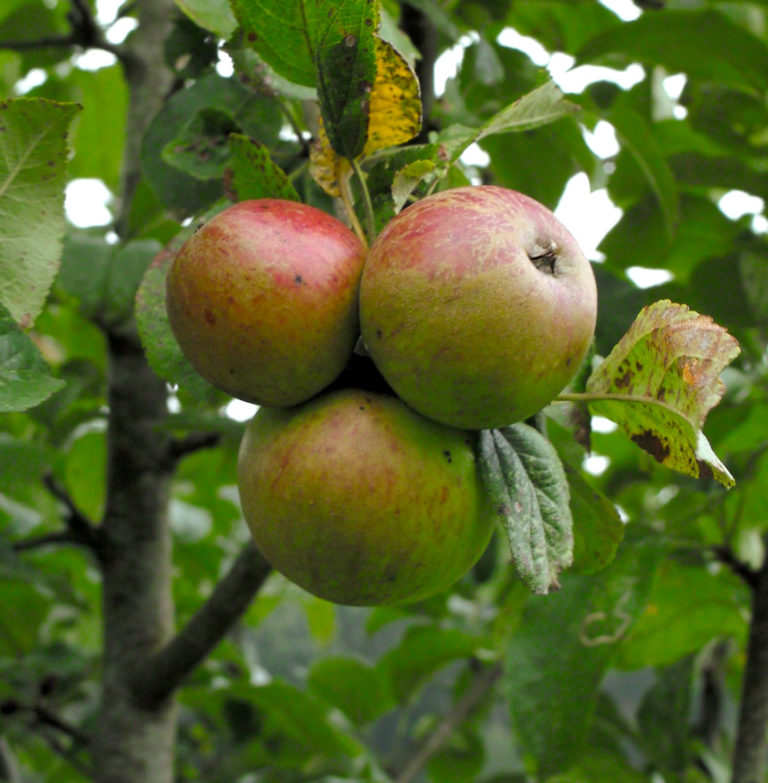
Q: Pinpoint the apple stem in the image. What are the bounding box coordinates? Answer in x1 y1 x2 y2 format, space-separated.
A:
351 157 377 241
337 160 369 249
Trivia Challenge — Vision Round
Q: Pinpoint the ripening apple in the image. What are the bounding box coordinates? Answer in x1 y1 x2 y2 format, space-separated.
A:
359 185 597 430
237 388 496 606
165 199 366 406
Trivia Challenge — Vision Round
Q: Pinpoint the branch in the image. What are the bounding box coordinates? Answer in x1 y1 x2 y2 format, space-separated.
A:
394 662 503 783
0 738 21 783
11 531 78 553
166 432 222 463
32 704 91 747
732 537 768 783
42 473 102 553
131 541 272 708
712 545 758 590
0 0 126 62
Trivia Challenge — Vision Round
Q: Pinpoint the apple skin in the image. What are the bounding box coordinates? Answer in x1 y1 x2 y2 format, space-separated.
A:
237 388 496 606
359 185 597 430
166 199 366 406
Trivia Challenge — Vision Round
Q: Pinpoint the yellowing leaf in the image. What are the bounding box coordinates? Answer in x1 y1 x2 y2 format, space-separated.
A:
309 34 421 196
585 300 740 487
309 116 348 197
363 37 421 155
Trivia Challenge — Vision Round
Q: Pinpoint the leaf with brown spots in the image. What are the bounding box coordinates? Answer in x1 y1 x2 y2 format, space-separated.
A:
315 0 379 160
478 424 573 595
362 37 421 155
225 134 300 203
309 116 350 198
586 299 740 487
309 27 421 196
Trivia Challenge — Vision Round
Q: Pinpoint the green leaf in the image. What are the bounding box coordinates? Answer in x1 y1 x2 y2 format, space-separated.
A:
58 236 159 327
605 104 679 234
391 159 435 212
579 9 768 94
315 0 378 159
66 65 127 191
617 560 747 669
0 301 65 412
225 134 300 202
565 464 624 574
378 625 483 703
231 0 318 87
599 195 741 281
242 680 362 758
586 300 741 487
64 428 106 522
479 80 578 140
0 98 80 327
478 424 573 595
440 81 579 168
636 657 694 775
134 249 222 404
176 0 237 39
308 656 394 725
162 108 241 180
0 581 51 655
140 73 281 217
506 535 662 778
302 595 336 646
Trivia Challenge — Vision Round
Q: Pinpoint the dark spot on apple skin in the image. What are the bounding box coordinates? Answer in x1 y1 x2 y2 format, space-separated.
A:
375 328 383 339
204 309 216 325
294 275 303 284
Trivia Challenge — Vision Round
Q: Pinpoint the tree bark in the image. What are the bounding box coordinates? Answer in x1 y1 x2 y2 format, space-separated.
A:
732 543 768 783
92 0 178 779
93 335 176 783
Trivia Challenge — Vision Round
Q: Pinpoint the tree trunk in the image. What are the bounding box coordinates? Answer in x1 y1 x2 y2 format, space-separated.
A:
92 0 178 778
93 336 176 783
732 549 768 783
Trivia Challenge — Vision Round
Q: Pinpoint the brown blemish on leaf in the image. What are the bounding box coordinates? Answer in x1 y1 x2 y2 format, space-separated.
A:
631 430 670 463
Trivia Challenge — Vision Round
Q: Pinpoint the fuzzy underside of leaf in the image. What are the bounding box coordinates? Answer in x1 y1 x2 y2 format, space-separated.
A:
478 425 573 595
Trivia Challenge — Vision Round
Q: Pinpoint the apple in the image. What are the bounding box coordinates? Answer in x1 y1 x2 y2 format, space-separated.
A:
359 185 597 430
237 388 496 606
165 199 366 406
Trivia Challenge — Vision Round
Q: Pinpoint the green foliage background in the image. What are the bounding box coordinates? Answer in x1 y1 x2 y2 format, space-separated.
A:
1 0 767 781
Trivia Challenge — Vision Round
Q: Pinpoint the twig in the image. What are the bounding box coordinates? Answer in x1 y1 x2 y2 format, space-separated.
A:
394 662 503 783
0 738 21 783
42 473 102 552
11 531 78 553
32 704 91 747
732 534 768 783
166 432 222 463
712 545 758 590
36 729 93 779
130 540 272 708
0 0 126 62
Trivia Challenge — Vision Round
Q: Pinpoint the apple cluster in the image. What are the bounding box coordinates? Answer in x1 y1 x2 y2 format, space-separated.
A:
165 186 597 606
